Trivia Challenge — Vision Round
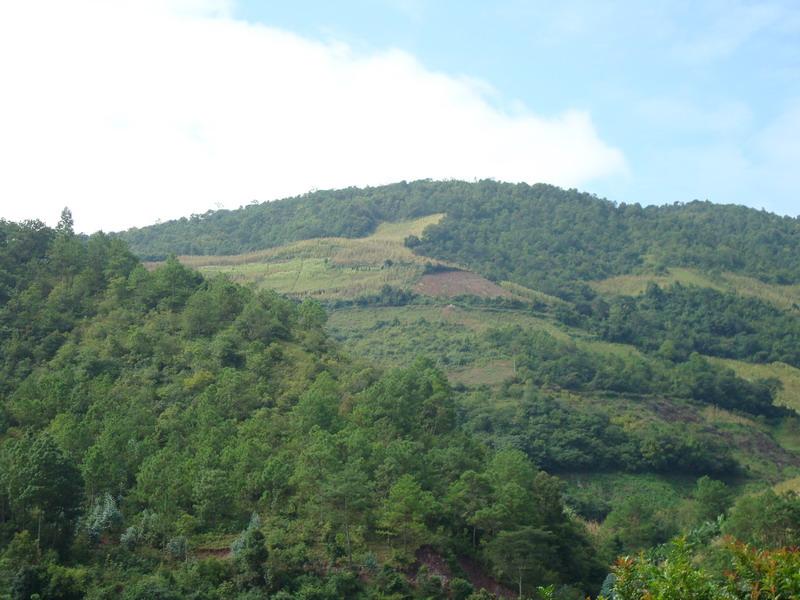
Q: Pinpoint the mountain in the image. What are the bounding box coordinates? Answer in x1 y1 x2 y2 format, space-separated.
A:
2 184 800 598
118 180 800 296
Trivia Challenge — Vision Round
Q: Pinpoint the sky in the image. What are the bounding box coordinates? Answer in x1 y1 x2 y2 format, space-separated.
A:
0 0 798 233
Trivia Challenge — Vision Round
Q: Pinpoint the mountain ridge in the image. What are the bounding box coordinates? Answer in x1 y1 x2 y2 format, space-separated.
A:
117 180 800 298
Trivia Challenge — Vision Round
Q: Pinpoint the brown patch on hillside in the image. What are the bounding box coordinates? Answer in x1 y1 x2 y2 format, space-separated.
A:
412 547 515 598
414 270 513 299
448 360 516 387
194 546 232 560
644 397 702 423
728 429 800 471
457 555 516 598
415 546 455 581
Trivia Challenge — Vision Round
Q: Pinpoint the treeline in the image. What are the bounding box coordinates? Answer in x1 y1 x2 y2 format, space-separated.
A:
0 215 605 598
485 326 781 417
585 282 800 367
117 181 800 294
465 388 737 477
118 181 452 260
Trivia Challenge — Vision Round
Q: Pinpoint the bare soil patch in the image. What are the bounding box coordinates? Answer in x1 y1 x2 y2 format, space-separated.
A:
412 547 515 598
414 270 514 299
194 547 232 560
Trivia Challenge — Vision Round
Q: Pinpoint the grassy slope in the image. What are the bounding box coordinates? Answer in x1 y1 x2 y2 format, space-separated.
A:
173 214 447 299
590 267 800 311
707 357 800 412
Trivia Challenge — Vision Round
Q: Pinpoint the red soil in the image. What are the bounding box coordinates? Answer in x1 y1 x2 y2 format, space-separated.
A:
414 270 513 299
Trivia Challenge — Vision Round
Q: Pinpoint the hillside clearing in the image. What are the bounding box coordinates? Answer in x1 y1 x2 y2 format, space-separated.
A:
590 267 800 311
414 270 514 299
706 357 800 412
171 214 448 299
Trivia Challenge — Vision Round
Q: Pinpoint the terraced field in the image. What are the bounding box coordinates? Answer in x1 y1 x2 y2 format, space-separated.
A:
173 215 445 299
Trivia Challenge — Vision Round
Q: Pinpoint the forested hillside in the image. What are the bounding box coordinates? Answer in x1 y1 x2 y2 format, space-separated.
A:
0 215 606 598
5 193 800 599
119 180 800 296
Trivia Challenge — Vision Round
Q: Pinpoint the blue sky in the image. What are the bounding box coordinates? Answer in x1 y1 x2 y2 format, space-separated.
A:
237 0 800 216
239 0 800 215
0 0 798 232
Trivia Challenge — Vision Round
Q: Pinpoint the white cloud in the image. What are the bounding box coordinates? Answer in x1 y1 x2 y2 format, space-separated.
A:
0 0 626 233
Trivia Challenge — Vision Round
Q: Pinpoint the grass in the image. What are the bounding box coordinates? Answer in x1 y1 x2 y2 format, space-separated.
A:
590 267 800 311
498 281 567 307
176 214 447 299
775 476 800 494
706 357 800 412
448 360 516 387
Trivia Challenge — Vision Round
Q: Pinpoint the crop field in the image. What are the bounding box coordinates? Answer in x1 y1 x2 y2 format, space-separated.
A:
414 270 514 298
173 214 447 299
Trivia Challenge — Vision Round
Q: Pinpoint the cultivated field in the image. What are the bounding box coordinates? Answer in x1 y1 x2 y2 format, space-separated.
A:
175 214 448 299
414 270 514 298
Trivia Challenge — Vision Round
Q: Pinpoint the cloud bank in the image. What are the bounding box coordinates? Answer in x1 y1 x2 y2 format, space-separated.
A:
0 1 626 233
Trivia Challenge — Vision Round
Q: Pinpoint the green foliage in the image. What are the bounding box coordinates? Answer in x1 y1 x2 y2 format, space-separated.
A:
0 222 605 596
611 537 800 599
5 207 800 598
722 490 800 548
117 181 800 295
378 474 438 558
693 477 733 524
593 282 800 370
4 432 83 553
231 513 268 589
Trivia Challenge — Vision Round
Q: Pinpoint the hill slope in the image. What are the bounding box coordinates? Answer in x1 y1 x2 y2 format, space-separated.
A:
5 193 800 597
119 180 800 297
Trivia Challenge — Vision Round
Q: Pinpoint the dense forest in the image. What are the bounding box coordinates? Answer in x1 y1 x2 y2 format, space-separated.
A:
118 180 800 296
0 215 605 598
5 191 800 599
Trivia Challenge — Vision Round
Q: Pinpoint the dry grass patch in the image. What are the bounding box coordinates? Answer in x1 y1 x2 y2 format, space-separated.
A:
702 405 759 428
171 214 453 299
447 360 516 387
707 357 800 413
414 270 514 299
590 267 800 311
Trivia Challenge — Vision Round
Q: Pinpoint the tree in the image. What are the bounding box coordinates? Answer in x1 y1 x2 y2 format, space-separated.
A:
445 470 492 547
55 207 74 236
292 372 342 433
320 459 373 565
693 476 733 523
5 432 83 554
378 475 438 557
484 526 557 597
231 513 268 589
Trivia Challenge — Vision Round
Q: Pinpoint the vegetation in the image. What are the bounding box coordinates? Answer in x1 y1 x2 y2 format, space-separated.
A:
173 214 446 301
120 180 800 296
609 489 800 599
6 184 800 598
588 282 800 368
0 214 606 598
